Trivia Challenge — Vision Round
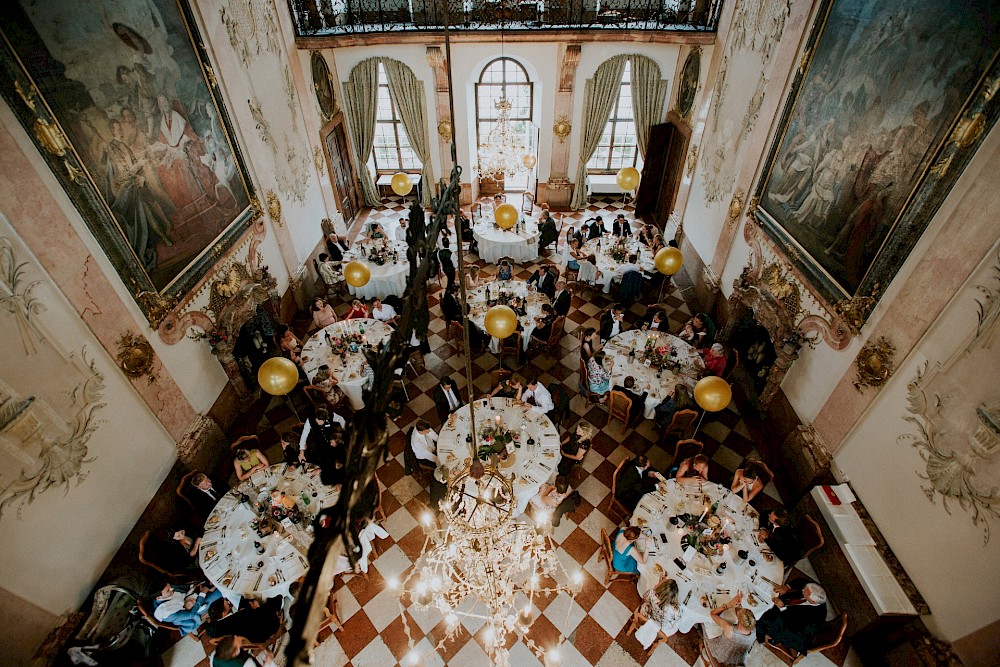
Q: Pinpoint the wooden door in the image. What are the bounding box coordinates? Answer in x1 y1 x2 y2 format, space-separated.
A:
322 114 361 226
636 115 690 230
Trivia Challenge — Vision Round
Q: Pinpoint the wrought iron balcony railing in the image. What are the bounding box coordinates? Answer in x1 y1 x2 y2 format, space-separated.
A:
289 0 721 36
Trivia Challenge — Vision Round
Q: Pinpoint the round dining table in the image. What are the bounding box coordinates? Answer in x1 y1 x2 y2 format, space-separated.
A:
473 219 539 264
604 331 705 419
301 319 393 410
436 398 561 516
466 280 551 352
582 236 654 293
630 479 784 639
342 239 410 299
199 463 340 605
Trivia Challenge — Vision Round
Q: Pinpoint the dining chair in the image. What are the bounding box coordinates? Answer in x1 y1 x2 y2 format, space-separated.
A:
604 459 631 523
764 611 848 665
663 409 698 440
176 470 200 514
136 597 185 637
606 391 632 434
403 428 435 480
578 358 601 403
547 382 571 428
314 586 344 643
447 321 465 353
137 531 185 579
723 347 740 381
499 331 523 367
373 471 386 523
229 434 260 454
627 608 669 654
528 316 566 356
490 368 512 389
521 191 534 215
783 515 825 577
303 385 326 409
598 528 640 588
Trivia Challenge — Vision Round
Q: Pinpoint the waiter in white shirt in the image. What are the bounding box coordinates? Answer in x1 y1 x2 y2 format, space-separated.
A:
608 253 642 293
433 376 465 425
370 298 399 325
408 421 438 471
298 408 346 462
517 378 554 413
395 218 408 242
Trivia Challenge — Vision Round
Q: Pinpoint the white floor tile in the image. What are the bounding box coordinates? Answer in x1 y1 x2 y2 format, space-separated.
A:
161 635 206 667
588 590 632 637
351 636 397 667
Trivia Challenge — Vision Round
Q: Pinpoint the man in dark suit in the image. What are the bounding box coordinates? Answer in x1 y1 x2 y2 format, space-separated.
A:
615 455 665 511
600 304 627 341
441 284 462 325
587 216 605 239
551 280 571 317
326 235 350 262
612 214 632 237
756 579 829 653
638 308 668 331
187 473 229 519
204 596 283 643
527 267 557 299
759 509 802 564
432 375 465 425
611 376 648 426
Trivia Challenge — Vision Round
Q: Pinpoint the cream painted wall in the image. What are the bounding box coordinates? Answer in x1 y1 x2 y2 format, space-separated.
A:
0 215 177 617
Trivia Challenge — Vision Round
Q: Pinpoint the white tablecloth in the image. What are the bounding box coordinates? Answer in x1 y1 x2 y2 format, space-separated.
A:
466 281 550 352
300 319 393 410
582 236 653 293
605 331 705 419
199 464 340 605
436 398 561 516
343 239 409 299
631 480 783 639
473 220 539 264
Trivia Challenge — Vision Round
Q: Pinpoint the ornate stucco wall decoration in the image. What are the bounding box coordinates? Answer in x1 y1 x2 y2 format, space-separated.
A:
899 255 1000 544
220 0 281 69
266 190 283 228
853 335 895 391
248 96 309 202
115 332 157 384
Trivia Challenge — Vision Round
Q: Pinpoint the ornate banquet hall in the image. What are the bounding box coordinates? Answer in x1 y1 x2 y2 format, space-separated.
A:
0 1 998 666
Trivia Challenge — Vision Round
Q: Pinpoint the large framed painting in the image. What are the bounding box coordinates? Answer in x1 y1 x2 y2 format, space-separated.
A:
0 0 255 325
753 0 1000 318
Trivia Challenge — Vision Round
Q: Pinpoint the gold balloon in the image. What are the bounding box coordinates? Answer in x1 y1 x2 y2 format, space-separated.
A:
616 167 640 191
694 376 732 412
522 154 538 169
390 172 413 196
344 260 371 287
484 305 518 339
654 247 684 275
494 203 519 230
257 357 299 396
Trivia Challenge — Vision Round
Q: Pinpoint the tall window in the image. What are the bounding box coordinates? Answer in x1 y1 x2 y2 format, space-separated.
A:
587 62 638 172
475 57 533 190
372 62 421 172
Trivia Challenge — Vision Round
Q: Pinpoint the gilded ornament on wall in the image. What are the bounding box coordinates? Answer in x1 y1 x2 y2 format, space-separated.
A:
727 190 745 226
115 332 157 384
437 119 453 141
553 116 572 143
266 190 283 228
853 336 895 391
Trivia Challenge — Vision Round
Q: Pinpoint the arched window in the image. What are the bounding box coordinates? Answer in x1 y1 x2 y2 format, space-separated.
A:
587 61 638 173
475 57 534 191
373 62 422 173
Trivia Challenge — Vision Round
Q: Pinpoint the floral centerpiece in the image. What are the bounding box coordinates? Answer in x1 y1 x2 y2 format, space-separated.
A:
642 344 675 369
365 241 398 266
608 237 629 263
326 331 365 356
675 509 731 558
255 490 304 525
477 422 514 460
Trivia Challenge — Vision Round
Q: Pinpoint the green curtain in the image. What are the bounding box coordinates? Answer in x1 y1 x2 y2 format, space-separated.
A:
570 55 628 210
343 58 381 207
381 58 435 208
628 55 667 162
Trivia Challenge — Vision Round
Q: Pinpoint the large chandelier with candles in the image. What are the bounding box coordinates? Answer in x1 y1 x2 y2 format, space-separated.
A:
477 97 531 181
398 461 580 667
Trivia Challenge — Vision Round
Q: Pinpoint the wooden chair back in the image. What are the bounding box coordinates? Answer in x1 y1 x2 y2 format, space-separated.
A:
765 611 847 665
673 438 704 466
500 331 522 367
605 459 630 522
230 434 260 453
796 515 825 562
627 608 668 653
521 191 534 214
547 382 571 427
490 369 512 389
546 316 566 353
599 528 640 587
447 322 465 353
578 358 597 401
303 385 325 409
176 470 199 511
664 409 698 439
373 471 386 523
606 391 632 434
138 530 182 578
136 597 180 634
723 347 740 381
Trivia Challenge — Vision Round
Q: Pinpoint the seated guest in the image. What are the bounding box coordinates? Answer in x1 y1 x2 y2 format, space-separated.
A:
567 237 586 272
344 299 369 320
538 209 559 252
464 265 481 290
211 636 276 667
410 420 438 468
530 476 576 527
311 298 338 329
531 304 557 343
578 222 591 242
639 224 657 247
708 592 757 665
326 234 350 262
432 375 465 425
701 343 727 377
654 384 694 429
756 580 828 654
600 305 627 341
233 446 269 482
611 253 642 286
636 575 682 648
310 366 347 412
187 473 229 518
489 375 522 399
758 509 801 564
678 313 712 347
615 454 665 512
297 407 346 464
316 253 339 286
526 266 555 296
153 581 221 636
441 284 463 325
731 460 765 502
638 308 668 332
204 597 283 643
612 214 632 237
611 376 648 426
650 234 666 254
370 298 399 325
551 281 571 317
366 222 386 241
676 453 710 481
587 216 605 239
611 526 647 573
280 430 301 468
557 421 595 477
277 326 303 365
146 526 202 576
497 259 513 281
395 217 407 242
587 351 612 398
580 327 602 361
517 377 554 413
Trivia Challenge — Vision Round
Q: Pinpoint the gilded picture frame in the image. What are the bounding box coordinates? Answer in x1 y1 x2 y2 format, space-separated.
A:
753 0 1000 318
0 0 256 326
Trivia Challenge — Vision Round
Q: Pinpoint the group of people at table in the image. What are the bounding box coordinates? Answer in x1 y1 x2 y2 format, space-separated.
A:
143 204 829 666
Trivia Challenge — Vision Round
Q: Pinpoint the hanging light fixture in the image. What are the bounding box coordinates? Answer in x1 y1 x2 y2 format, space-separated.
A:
476 15 531 181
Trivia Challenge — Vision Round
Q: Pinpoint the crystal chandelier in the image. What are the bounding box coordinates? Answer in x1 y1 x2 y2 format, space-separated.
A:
397 463 581 667
477 97 530 181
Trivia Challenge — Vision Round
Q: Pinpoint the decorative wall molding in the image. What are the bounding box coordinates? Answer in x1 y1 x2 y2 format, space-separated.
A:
115 332 158 385
559 44 583 92
853 335 895 391
220 0 281 69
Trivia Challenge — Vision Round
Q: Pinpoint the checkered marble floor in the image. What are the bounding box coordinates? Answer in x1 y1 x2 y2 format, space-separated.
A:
165 198 854 667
